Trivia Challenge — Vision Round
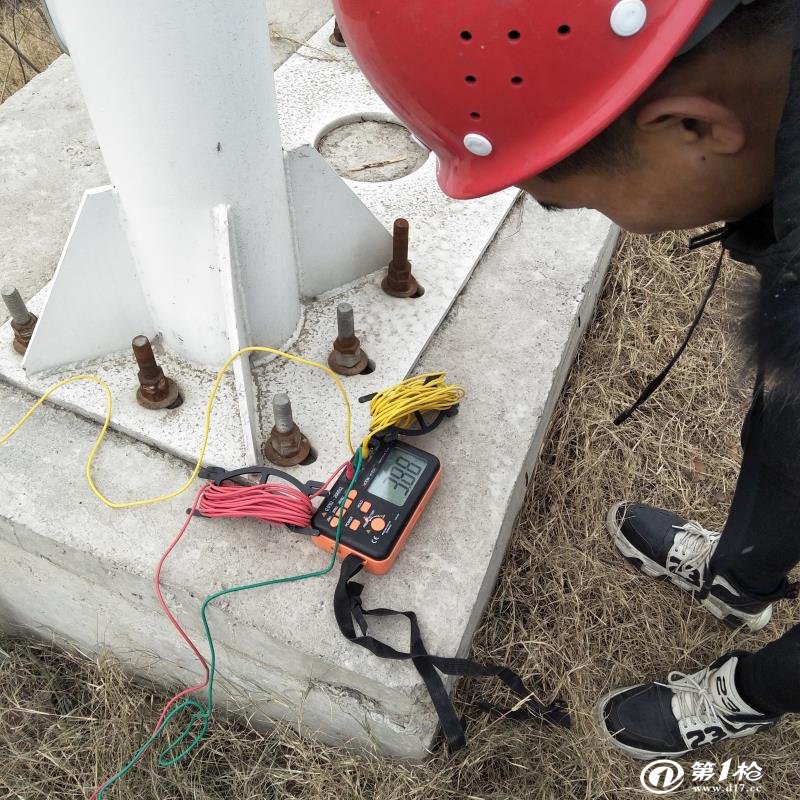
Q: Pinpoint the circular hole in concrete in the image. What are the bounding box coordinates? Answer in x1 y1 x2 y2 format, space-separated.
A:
361 359 376 375
412 283 425 299
316 117 429 183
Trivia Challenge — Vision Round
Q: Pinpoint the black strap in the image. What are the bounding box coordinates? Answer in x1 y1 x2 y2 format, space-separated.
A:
334 555 570 752
615 246 725 425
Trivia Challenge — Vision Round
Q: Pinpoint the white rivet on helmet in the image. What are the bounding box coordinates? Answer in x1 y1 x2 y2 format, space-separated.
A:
610 0 647 37
464 133 493 157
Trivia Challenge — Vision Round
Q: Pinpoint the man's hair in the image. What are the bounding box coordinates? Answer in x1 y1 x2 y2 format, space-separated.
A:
540 0 794 182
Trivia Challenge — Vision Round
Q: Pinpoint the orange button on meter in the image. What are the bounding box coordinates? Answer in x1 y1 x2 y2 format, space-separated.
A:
359 501 372 513
348 519 361 531
348 489 357 500
370 517 386 532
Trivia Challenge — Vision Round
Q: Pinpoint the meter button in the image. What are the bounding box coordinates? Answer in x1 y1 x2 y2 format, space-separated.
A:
348 489 358 500
348 519 361 531
344 499 353 509
370 517 386 532
359 501 372 513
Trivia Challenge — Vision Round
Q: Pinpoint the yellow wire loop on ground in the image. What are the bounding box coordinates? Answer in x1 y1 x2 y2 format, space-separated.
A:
0 348 354 510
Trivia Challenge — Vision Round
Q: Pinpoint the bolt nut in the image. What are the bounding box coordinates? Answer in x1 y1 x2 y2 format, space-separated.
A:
263 393 311 466
328 302 369 376
2 286 37 355
382 218 420 298
132 335 182 410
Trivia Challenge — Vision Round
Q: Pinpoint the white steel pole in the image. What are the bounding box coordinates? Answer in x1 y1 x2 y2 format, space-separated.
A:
44 0 300 365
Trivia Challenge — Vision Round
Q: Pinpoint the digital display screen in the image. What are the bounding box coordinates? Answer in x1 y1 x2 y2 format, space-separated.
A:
368 449 427 507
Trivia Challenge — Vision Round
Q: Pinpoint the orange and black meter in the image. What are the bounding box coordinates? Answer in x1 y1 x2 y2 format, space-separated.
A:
312 440 441 575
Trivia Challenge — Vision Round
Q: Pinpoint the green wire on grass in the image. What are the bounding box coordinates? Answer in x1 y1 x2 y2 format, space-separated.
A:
97 450 363 798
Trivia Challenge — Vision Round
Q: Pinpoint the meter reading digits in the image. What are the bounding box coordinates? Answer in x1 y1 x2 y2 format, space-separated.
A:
312 440 441 574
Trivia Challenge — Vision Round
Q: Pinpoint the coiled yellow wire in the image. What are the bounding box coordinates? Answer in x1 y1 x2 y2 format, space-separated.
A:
362 372 464 456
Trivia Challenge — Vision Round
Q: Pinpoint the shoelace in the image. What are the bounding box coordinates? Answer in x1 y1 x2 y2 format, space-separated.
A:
670 521 720 576
661 667 727 728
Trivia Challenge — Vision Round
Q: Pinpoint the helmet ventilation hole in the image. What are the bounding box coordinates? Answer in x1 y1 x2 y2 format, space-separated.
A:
508 30 521 40
465 74 477 83
460 30 472 41
511 76 524 85
558 24 571 36
470 112 481 119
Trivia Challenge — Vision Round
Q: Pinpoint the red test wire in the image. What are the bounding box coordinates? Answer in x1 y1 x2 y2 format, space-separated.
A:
90 459 350 798
197 461 349 527
89 487 211 800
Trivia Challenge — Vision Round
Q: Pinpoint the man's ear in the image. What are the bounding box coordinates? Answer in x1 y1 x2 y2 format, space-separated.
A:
635 96 746 154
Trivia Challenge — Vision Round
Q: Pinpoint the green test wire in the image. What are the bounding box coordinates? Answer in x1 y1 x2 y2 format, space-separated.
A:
96 450 363 798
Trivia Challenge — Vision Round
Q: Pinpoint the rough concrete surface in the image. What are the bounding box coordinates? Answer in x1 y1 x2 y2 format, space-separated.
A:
0 4 619 758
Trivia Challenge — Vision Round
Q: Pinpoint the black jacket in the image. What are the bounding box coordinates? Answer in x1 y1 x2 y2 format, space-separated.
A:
724 15 800 394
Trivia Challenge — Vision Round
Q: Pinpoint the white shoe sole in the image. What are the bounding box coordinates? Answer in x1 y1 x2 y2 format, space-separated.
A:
595 688 771 760
606 502 772 633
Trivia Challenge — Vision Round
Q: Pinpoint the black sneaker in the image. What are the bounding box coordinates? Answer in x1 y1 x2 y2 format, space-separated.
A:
607 502 773 631
597 653 779 759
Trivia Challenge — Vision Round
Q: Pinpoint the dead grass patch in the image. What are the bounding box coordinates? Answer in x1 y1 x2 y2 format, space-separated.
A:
0 1 60 102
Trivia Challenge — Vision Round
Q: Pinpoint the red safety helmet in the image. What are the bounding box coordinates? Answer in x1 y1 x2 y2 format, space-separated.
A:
333 1 726 199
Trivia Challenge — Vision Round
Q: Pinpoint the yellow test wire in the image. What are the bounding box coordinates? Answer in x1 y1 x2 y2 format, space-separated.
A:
362 372 465 456
0 347 354 510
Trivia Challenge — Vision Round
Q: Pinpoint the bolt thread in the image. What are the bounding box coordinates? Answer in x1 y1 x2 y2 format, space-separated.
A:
391 218 410 268
336 302 355 340
131 335 165 382
2 286 31 325
273 393 295 434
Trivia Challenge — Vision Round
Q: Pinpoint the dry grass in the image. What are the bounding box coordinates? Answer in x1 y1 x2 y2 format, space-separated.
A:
2 230 798 799
0 0 60 102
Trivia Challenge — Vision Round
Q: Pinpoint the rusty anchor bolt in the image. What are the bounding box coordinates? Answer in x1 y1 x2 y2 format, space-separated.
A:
381 218 421 298
263 393 311 467
328 302 369 376
131 335 183 410
2 286 37 355
329 19 346 47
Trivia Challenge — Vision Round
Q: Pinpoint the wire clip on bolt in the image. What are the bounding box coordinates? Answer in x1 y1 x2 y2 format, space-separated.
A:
382 218 421 298
2 286 38 355
329 19 346 47
328 302 370 376
263 393 312 467
132 335 183 410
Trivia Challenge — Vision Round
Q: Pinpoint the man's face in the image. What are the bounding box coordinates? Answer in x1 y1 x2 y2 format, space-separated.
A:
519 123 776 235
520 159 772 235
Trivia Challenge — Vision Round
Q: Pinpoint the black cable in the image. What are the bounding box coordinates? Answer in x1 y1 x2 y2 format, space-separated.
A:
615 245 726 425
